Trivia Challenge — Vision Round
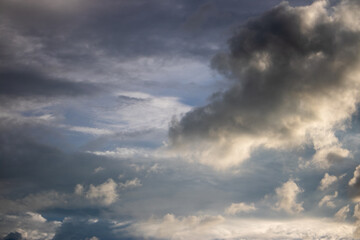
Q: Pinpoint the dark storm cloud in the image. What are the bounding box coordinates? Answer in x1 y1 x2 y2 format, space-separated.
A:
0 69 97 99
169 0 360 169
79 0 311 60
0 0 308 66
0 0 312 108
0 0 254 109
0 0 218 66
1 232 22 240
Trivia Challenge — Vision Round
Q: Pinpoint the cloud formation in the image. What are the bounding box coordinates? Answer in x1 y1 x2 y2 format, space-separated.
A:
2 232 23 240
274 179 303 214
348 164 360 200
318 191 338 208
76 179 118 206
225 202 256 215
169 0 360 169
0 69 97 100
319 173 339 191
2 0 360 239
131 213 225 240
353 203 360 238
349 165 360 186
52 218 134 240
335 204 350 221
119 178 142 189
0 212 60 240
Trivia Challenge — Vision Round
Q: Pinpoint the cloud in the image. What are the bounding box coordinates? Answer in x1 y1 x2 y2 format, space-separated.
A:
86 237 99 240
93 167 105 174
0 69 97 100
131 213 225 240
2 232 23 240
90 147 154 159
89 145 180 163
0 175 142 218
348 165 360 200
147 163 162 174
319 173 339 191
68 126 113 136
2 1 360 239
52 218 134 240
318 191 338 208
0 191 69 214
77 179 119 206
0 212 61 240
74 177 142 206
349 165 360 186
73 91 191 143
130 214 355 240
183 2 216 32
1 0 89 15
119 178 142 189
107 92 191 132
274 179 303 214
169 0 360 169
225 202 256 215
74 184 85 196
335 204 349 221
353 203 360 238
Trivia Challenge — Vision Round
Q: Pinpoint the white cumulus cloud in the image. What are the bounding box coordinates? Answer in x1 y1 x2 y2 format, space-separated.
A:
274 179 304 214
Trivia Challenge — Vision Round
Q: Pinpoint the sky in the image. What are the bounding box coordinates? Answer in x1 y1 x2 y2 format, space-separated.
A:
2 0 360 239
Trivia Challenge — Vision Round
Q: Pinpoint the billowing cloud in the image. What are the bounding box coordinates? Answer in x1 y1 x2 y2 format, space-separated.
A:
77 179 118 206
335 204 350 221
73 177 142 206
0 212 60 240
274 179 303 214
348 165 360 200
169 0 360 169
319 173 340 191
225 202 256 215
318 191 338 208
349 165 360 186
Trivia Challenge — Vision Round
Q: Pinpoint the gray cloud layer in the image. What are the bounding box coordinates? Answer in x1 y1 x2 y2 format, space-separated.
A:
3 0 360 239
0 69 97 99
